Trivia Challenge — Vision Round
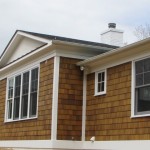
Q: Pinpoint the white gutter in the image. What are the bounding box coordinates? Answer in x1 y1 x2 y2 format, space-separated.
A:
52 40 115 51
77 37 150 66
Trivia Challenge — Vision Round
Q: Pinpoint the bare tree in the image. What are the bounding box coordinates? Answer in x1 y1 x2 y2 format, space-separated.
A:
134 23 150 40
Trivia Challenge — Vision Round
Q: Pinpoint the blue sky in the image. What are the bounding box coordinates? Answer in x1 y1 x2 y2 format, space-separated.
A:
0 0 150 55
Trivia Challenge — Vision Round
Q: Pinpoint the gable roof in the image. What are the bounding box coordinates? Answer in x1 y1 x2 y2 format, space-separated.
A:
0 30 119 70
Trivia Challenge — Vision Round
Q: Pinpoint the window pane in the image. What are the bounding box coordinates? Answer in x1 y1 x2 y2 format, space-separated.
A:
31 68 38 92
7 100 12 119
8 89 13 99
98 73 101 82
13 75 21 120
21 95 28 118
9 79 14 89
13 97 20 119
15 75 21 97
144 58 150 72
144 72 150 85
136 74 143 86
31 68 38 80
135 60 144 74
98 83 101 92
101 82 104 91
8 78 14 99
136 86 150 112
102 72 105 81
30 92 37 117
30 68 38 117
21 72 29 118
23 72 29 94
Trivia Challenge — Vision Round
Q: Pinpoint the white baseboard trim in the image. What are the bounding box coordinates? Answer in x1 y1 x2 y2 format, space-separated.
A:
0 140 150 150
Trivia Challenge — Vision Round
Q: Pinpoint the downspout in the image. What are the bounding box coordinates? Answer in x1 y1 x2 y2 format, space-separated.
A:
81 66 87 141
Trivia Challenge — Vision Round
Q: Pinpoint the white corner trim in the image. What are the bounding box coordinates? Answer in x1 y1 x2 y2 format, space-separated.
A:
51 56 60 140
82 71 87 141
131 61 135 117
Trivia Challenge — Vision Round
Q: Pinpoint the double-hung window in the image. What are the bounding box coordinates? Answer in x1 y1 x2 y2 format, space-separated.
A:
95 70 106 96
134 57 150 115
6 67 39 122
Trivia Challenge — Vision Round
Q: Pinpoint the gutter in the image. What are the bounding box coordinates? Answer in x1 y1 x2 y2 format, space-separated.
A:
77 37 150 66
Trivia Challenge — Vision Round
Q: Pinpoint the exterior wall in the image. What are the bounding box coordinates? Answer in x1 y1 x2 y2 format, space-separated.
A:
0 57 54 140
86 62 150 141
57 57 83 140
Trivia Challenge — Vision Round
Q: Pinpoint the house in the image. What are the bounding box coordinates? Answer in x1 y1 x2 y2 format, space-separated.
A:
0 24 150 150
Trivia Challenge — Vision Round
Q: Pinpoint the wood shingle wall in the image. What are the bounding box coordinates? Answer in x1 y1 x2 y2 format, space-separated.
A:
57 57 83 140
0 57 54 140
86 62 150 141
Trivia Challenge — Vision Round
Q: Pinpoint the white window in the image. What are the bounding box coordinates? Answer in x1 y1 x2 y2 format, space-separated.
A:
95 70 106 96
6 67 39 122
134 57 150 116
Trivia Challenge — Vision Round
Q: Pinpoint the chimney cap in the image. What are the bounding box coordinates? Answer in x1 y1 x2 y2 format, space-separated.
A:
108 23 116 28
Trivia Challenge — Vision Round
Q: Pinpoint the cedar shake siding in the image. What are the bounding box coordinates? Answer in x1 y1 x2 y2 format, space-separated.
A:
86 62 150 141
57 57 83 140
0 57 53 140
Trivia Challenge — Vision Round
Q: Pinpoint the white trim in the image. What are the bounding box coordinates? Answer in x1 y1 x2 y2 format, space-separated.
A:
18 31 50 43
55 50 90 60
94 69 107 96
51 56 60 140
131 61 135 117
82 71 87 141
0 49 92 81
0 50 55 80
0 140 150 150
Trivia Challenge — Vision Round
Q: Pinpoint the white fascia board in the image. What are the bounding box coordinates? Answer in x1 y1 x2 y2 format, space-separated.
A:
52 40 113 51
0 31 19 61
0 51 56 81
18 31 50 43
77 37 150 67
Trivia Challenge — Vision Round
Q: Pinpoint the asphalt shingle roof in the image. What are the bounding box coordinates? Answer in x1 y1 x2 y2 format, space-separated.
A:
20 30 118 49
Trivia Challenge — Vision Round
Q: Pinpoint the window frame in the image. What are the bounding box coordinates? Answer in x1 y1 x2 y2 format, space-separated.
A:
95 69 107 96
5 66 40 122
132 56 150 118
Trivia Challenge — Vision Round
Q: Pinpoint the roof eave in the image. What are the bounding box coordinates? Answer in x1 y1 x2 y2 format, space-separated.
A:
77 37 150 67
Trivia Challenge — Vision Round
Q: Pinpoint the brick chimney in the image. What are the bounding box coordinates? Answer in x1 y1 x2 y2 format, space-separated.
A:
101 23 124 47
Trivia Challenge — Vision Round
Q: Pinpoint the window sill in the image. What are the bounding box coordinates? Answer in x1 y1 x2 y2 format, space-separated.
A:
94 92 106 96
131 114 150 118
4 116 37 123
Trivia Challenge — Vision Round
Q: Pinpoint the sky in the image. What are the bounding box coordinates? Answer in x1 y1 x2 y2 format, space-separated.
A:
0 0 150 55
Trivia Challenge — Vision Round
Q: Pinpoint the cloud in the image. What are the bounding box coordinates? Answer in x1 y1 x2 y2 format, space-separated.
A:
0 0 150 54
